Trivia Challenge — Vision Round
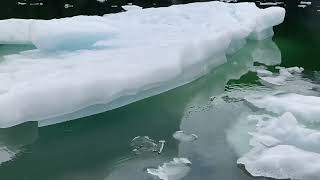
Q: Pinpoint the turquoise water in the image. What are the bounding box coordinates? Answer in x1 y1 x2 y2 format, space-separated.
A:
0 7 319 180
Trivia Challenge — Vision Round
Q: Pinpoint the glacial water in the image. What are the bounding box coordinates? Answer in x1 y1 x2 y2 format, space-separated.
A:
0 2 319 180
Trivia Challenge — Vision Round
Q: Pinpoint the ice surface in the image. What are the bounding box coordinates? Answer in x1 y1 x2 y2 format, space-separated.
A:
238 112 320 180
147 158 192 180
0 17 115 51
0 2 285 127
246 93 320 123
0 2 285 50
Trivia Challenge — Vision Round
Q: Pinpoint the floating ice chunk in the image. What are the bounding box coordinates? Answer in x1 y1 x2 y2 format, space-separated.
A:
130 136 158 154
300 1 312 5
147 158 192 180
130 136 165 154
173 131 198 142
246 93 320 123
259 76 286 86
251 112 320 151
258 66 304 86
278 66 304 77
238 145 320 180
256 69 273 77
122 5 142 11
0 2 286 127
238 113 320 180
298 4 307 8
285 66 304 74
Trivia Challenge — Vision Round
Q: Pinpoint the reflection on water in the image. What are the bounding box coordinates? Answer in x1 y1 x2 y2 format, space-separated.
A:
0 39 280 180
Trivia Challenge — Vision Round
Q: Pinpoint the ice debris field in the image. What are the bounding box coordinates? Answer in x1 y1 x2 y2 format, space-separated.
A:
0 2 285 128
219 65 320 180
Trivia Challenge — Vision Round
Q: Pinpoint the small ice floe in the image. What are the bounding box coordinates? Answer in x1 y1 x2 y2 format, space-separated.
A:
300 1 312 5
298 4 307 8
238 112 320 180
122 5 142 11
258 66 304 86
130 136 166 155
147 158 192 180
17 2 27 5
64 4 74 9
283 66 304 74
259 76 286 86
246 93 320 123
256 69 273 77
30 2 43 6
173 131 198 142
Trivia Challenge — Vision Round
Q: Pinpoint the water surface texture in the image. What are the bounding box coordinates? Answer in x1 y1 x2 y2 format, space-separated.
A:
0 1 319 180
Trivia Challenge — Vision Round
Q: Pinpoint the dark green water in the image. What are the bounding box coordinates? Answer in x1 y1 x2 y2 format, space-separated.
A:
0 4 319 180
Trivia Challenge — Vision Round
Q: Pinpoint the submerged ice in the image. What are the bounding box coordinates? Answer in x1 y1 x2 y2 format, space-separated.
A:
0 2 285 127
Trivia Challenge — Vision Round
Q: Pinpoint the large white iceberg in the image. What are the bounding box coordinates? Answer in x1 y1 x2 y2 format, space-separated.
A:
0 2 285 127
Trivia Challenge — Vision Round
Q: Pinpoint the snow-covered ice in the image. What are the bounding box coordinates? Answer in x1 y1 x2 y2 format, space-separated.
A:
0 2 285 127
